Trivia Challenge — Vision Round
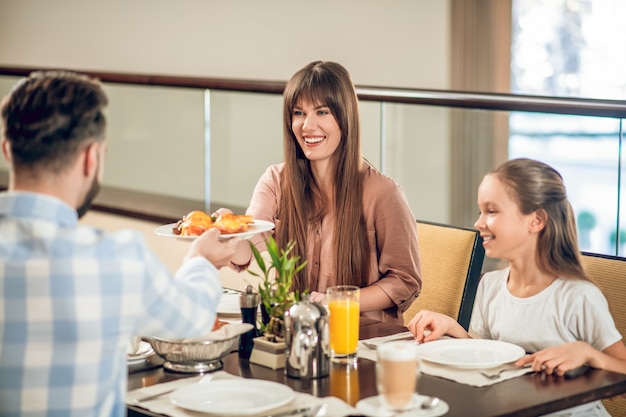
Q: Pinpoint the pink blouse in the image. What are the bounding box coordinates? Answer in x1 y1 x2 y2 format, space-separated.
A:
247 162 422 325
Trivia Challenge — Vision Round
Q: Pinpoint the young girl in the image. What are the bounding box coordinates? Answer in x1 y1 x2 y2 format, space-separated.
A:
223 61 422 325
407 158 626 415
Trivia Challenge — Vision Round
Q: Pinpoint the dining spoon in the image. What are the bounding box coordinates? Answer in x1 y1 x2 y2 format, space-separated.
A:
420 396 440 409
480 363 532 380
263 403 325 417
479 368 511 380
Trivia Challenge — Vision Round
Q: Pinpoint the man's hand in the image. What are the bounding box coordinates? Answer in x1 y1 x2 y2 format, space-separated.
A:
185 228 238 268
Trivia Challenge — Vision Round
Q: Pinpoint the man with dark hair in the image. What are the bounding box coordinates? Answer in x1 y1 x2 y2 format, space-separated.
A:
0 71 237 416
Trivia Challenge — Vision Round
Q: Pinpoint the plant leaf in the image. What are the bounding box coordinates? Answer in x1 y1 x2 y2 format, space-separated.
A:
249 241 266 275
247 236 307 335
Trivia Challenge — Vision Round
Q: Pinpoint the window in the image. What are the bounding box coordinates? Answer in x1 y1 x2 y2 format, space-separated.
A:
510 0 626 255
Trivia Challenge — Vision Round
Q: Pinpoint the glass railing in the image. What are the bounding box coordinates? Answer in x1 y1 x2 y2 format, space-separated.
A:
1 67 624 257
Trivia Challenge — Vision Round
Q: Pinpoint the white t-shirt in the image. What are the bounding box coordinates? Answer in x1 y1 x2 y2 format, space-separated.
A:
470 267 622 354
469 268 622 417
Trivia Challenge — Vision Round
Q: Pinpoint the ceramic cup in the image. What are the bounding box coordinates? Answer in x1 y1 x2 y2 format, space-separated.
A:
375 341 420 411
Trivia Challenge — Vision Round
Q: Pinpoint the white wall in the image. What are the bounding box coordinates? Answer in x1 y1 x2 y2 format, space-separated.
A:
0 0 452 222
0 0 449 89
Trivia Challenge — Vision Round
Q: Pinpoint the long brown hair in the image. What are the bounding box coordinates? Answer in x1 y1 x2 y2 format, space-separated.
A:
278 61 370 292
491 158 589 281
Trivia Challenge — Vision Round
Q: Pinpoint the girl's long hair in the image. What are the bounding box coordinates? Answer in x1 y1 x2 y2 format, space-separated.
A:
491 158 590 281
278 61 370 292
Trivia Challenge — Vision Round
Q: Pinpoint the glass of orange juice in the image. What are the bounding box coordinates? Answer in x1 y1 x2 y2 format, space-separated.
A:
327 285 360 363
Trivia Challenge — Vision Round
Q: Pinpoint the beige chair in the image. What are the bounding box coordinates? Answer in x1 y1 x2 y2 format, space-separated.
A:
403 220 485 330
581 252 626 416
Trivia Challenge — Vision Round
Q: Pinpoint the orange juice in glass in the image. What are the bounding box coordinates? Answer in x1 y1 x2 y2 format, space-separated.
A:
327 285 360 363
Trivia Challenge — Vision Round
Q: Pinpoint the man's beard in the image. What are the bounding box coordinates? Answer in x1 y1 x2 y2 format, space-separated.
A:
77 174 101 219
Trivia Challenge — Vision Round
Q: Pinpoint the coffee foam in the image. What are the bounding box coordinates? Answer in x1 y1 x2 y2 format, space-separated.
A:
377 341 418 361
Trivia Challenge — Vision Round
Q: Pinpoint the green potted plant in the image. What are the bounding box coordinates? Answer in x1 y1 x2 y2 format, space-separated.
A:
248 236 306 343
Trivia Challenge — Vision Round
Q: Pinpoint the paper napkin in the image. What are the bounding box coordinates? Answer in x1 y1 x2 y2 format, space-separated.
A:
126 371 358 417
357 331 416 362
419 361 535 387
358 333 535 387
181 323 253 342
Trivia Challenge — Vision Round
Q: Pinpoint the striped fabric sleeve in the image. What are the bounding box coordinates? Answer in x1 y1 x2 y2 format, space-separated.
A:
132 242 223 338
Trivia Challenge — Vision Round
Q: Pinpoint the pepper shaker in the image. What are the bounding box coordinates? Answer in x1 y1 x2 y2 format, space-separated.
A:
239 285 260 358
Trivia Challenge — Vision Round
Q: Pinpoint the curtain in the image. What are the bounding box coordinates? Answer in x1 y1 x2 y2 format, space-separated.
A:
449 0 512 228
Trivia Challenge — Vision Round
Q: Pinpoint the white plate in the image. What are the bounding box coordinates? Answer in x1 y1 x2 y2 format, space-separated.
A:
154 219 275 241
170 379 295 415
218 293 244 315
416 339 525 369
127 341 155 365
217 290 261 318
356 394 449 417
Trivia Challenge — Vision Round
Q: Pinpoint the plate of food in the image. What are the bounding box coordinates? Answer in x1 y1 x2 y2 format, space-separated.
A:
154 211 274 240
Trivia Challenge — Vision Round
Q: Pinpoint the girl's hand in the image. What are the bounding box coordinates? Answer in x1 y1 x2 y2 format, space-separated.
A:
515 341 592 376
309 291 327 304
407 310 467 342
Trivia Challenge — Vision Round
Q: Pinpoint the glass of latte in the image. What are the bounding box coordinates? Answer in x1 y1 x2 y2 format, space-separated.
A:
375 340 420 411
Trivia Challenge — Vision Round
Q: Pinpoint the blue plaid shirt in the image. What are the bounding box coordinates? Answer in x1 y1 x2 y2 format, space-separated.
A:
0 192 222 417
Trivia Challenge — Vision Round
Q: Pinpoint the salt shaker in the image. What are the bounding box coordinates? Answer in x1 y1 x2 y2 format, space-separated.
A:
239 285 260 358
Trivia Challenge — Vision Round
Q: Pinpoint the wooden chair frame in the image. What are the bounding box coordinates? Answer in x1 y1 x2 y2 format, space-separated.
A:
403 220 485 330
580 251 626 416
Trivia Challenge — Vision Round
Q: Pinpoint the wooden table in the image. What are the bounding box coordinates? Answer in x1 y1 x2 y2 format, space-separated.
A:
128 319 626 417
